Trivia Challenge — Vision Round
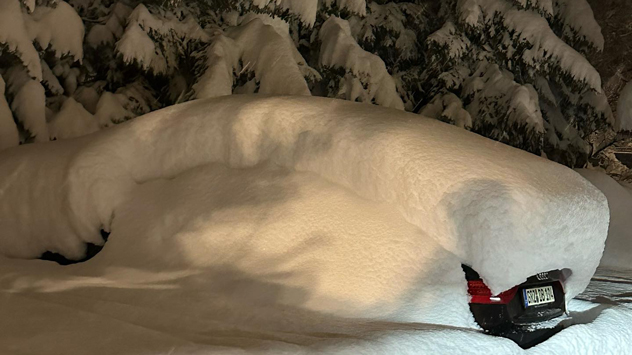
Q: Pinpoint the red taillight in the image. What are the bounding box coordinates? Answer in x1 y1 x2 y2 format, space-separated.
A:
467 280 518 304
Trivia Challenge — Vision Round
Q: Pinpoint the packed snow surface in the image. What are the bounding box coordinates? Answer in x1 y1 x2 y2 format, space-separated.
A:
0 95 608 300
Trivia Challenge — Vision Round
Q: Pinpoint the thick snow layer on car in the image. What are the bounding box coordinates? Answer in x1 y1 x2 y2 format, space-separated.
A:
0 95 608 298
0 162 629 354
0 163 474 325
576 169 632 270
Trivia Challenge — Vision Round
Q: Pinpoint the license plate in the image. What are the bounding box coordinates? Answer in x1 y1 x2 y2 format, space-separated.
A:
522 286 555 307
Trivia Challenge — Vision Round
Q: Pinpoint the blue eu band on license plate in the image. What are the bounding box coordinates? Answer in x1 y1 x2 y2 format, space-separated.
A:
523 285 555 307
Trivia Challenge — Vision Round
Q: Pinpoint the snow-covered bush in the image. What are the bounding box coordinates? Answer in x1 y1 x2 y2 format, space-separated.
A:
420 0 612 166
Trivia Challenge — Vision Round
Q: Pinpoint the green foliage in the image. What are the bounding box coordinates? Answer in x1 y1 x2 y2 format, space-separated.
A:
0 0 614 170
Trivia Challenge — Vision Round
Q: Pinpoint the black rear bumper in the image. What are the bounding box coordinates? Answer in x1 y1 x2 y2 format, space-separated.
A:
463 265 568 332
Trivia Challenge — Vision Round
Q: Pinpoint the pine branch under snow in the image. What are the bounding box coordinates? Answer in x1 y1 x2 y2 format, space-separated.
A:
25 1 85 62
226 17 311 96
420 92 472 129
553 0 604 52
319 16 404 110
10 79 48 142
94 91 135 127
0 0 42 80
116 23 168 74
192 34 239 99
0 76 19 151
48 97 99 139
458 0 602 92
41 59 64 95
427 21 470 59
464 62 544 134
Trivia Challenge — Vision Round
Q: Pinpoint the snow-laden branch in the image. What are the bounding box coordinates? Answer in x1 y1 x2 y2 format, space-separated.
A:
319 16 404 110
427 21 470 59
0 76 19 151
553 0 604 51
25 1 85 62
464 62 544 134
0 0 42 80
229 17 311 96
250 0 366 27
457 0 602 91
2 65 48 141
116 4 209 75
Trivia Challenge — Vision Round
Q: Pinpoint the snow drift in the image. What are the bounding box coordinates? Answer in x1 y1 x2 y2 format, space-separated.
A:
0 95 608 298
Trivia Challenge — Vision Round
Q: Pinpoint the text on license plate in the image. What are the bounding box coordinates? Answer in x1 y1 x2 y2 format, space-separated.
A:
523 286 555 307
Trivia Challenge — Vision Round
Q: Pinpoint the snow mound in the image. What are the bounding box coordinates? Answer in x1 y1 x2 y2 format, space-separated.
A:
576 169 632 270
0 95 608 298
62 163 471 326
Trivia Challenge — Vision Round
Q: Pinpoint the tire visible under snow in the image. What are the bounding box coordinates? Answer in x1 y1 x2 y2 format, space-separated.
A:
0 95 608 301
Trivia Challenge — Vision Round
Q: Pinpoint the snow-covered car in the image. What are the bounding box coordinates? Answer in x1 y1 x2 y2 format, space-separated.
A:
0 95 612 353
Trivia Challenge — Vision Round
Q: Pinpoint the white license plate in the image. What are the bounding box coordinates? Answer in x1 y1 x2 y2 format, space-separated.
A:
523 286 555 307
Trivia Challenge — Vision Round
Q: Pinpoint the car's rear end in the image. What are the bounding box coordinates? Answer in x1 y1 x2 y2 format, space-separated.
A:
463 264 571 333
